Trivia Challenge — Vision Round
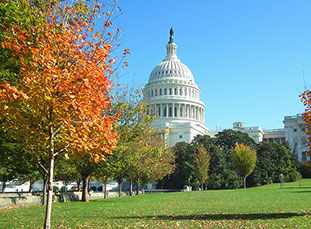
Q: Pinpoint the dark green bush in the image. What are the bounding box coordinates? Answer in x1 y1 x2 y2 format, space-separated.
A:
299 162 311 178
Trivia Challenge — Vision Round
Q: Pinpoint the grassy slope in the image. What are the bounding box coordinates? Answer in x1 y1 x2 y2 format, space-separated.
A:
1 179 311 228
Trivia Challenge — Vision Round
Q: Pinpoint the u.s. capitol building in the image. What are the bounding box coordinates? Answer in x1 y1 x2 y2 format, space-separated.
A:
144 29 309 162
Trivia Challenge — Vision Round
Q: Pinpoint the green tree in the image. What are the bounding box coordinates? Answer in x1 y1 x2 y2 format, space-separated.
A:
299 161 311 178
194 145 210 190
157 142 195 189
134 133 175 194
231 143 257 189
110 86 155 196
216 129 256 149
248 142 299 186
192 135 242 189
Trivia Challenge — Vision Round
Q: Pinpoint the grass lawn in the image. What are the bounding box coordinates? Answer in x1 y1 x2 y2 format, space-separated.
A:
1 179 311 228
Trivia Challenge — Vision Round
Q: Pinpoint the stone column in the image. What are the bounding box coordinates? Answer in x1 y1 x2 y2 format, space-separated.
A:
172 103 175 118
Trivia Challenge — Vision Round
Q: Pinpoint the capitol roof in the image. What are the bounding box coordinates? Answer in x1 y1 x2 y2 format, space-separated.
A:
147 28 195 84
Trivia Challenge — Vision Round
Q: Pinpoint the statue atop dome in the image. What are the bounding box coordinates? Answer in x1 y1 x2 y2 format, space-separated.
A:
169 27 174 43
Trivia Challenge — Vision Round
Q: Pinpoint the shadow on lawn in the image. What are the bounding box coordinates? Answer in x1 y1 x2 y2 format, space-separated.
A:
111 212 309 221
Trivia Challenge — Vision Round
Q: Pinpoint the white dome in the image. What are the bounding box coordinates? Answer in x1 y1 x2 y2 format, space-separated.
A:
148 60 194 83
144 28 208 146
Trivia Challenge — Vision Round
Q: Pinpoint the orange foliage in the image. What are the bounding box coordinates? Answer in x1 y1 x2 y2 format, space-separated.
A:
0 3 128 162
300 90 311 155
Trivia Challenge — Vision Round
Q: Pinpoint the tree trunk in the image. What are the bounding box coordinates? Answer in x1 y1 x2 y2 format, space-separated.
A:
44 130 55 229
136 181 139 195
244 176 247 189
118 181 122 197
77 179 81 191
42 177 48 205
129 179 133 196
29 178 35 193
104 181 107 199
1 176 6 193
82 175 90 202
201 184 203 191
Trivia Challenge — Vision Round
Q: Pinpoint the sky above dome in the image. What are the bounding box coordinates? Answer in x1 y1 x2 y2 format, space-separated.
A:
113 0 311 130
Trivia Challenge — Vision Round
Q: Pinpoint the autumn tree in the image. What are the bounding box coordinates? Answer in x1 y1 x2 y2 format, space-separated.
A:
231 143 257 189
0 0 126 227
194 145 210 190
301 90 311 155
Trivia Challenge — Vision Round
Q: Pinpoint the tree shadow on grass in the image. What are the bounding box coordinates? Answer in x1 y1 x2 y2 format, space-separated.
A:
111 212 310 221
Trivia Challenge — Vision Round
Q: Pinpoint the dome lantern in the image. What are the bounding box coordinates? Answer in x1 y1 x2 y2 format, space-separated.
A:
164 28 178 61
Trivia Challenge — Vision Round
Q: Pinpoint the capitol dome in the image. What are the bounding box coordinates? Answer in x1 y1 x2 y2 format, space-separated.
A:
144 28 207 145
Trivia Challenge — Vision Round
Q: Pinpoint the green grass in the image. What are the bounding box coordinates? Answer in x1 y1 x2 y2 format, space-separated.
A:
1 179 311 228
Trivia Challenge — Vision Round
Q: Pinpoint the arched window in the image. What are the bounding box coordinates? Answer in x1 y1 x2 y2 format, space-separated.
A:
159 88 162 96
151 90 153 97
180 88 183 96
169 88 172 95
164 107 167 116
174 107 177 117
185 88 187 96
164 88 167 95
169 107 172 117
174 88 177 95
155 89 157 96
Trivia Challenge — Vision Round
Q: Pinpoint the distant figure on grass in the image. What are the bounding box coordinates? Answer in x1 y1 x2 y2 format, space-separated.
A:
231 143 257 189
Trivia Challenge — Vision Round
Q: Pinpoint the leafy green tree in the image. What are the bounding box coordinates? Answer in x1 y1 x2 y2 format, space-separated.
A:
248 142 299 186
231 143 257 189
157 142 195 189
194 145 210 190
94 156 115 198
299 161 311 178
110 86 156 196
192 135 242 189
215 129 256 150
134 133 175 194
71 155 98 202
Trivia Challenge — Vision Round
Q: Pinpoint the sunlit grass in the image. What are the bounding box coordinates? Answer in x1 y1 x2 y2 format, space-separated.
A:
1 179 311 228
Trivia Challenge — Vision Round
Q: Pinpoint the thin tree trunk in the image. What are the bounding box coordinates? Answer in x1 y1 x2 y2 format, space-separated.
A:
82 175 90 202
42 177 48 205
29 179 35 193
104 181 107 199
1 176 6 193
118 181 122 197
244 176 247 189
44 109 55 229
201 184 203 191
129 179 133 196
77 179 81 191
44 126 55 229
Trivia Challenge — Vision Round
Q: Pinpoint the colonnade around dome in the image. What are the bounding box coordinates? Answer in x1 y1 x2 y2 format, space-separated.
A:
145 85 199 100
147 103 205 123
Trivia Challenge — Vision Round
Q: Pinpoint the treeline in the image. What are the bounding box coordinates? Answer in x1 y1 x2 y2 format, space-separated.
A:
157 130 300 190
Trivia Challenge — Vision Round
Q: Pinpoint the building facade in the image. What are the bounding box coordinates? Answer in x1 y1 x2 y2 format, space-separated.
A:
144 29 208 146
230 115 309 162
283 114 309 162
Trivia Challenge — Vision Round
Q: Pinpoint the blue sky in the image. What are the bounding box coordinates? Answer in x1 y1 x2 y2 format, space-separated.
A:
113 0 311 130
